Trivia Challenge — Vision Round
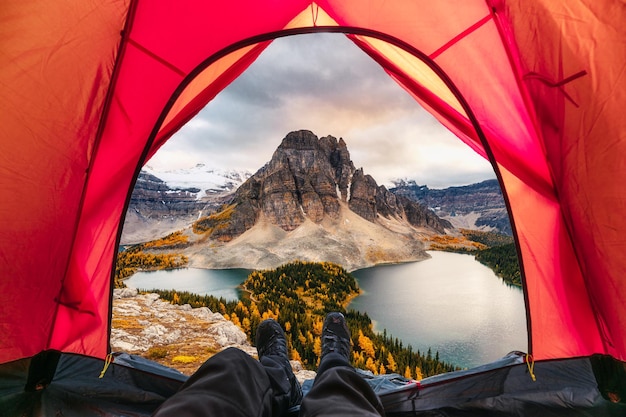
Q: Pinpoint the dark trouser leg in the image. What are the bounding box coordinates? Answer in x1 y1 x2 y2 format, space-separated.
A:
152 347 273 417
260 355 300 416
300 361 385 417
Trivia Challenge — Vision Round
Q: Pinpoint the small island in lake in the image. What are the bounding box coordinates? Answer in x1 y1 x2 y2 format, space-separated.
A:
152 261 458 378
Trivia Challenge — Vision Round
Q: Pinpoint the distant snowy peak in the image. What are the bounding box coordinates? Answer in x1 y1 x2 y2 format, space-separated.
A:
142 164 252 199
391 178 427 189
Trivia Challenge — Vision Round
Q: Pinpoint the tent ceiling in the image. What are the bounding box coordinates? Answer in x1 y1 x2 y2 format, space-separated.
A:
0 0 624 365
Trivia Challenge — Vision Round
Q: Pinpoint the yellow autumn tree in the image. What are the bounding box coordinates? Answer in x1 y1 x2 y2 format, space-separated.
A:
365 357 377 374
353 351 365 370
291 348 302 362
312 319 323 336
358 330 375 358
386 352 397 373
250 303 261 323
262 309 278 321
404 365 412 379
415 366 424 380
242 317 251 333
230 314 241 329
313 337 322 358
235 301 248 316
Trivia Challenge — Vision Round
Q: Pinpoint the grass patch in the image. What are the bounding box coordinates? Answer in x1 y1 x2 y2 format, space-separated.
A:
146 347 168 359
111 317 143 330
172 355 198 364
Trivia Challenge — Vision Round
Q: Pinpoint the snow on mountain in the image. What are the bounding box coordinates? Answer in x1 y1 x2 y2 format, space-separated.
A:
143 163 252 199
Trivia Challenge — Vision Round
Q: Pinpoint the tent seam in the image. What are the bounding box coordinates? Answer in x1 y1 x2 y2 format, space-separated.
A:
127 38 187 77
101 0 142 358
429 14 492 60
487 1 537 358
45 0 141 356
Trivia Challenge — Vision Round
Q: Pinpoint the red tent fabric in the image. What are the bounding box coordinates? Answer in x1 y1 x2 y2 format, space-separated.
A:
1 0 624 365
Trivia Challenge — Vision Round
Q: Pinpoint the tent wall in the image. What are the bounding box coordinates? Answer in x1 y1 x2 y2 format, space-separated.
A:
0 0 624 365
498 0 626 362
0 0 130 362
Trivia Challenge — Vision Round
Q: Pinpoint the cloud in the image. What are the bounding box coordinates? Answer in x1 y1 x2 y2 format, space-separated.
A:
148 32 495 188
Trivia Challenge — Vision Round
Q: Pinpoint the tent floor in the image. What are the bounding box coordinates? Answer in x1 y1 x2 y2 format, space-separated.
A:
1 351 624 416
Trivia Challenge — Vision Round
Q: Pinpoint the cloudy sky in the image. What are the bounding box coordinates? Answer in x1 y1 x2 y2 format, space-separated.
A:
147 33 495 189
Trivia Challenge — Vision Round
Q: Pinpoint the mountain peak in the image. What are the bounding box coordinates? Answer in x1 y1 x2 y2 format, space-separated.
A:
198 130 450 242
277 129 319 150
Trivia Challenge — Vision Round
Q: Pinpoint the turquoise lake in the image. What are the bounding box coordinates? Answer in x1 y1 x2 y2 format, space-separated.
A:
126 251 528 369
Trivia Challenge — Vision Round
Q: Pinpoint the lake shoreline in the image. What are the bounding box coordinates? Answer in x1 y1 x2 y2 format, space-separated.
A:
348 251 527 369
126 251 527 369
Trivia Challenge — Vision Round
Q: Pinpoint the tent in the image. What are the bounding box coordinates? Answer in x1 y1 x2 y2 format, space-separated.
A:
1 0 625 415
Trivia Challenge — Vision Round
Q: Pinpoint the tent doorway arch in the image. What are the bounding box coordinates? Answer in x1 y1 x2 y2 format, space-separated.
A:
124 28 526 367
138 26 503 190
122 24 529 352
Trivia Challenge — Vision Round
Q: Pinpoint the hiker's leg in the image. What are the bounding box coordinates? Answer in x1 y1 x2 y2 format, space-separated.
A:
299 364 385 417
256 319 303 416
152 347 273 417
259 354 301 416
300 312 384 417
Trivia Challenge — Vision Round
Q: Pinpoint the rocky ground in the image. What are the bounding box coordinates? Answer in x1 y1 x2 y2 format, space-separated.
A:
111 288 316 383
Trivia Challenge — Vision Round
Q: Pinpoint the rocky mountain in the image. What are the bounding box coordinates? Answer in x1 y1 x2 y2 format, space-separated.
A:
158 130 457 271
197 130 451 243
391 179 512 235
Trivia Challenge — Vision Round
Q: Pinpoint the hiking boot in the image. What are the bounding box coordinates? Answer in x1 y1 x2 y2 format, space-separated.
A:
321 312 352 364
256 319 289 359
255 319 302 413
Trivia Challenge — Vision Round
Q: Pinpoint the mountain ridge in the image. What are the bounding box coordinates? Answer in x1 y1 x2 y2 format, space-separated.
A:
129 130 460 271
391 179 511 235
198 130 451 243
121 130 511 270
121 168 250 244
